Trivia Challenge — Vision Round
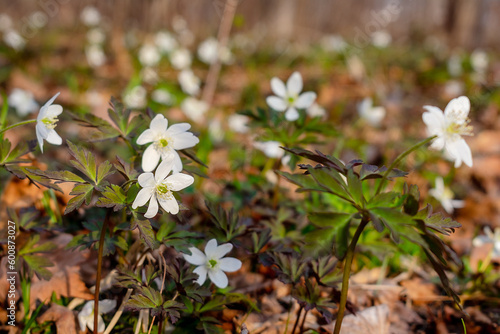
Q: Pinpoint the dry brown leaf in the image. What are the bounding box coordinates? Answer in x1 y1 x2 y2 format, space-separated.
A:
30 234 93 309
325 304 390 334
37 304 78 334
400 278 438 305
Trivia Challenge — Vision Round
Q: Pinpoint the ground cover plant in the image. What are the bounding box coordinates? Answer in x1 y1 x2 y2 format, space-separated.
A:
1 2 500 334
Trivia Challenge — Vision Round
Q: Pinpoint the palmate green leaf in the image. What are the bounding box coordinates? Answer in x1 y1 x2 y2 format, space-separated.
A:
65 183 94 214
369 207 416 244
347 168 364 206
0 139 36 165
67 109 121 141
96 184 127 211
21 254 53 280
5 165 62 192
308 167 352 201
131 219 159 250
277 171 325 193
108 97 145 137
367 191 402 209
283 147 345 173
359 164 408 180
308 212 352 259
114 155 139 181
403 184 420 216
414 204 461 236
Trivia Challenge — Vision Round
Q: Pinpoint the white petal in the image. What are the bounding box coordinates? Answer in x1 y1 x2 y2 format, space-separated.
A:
172 132 199 150
158 197 179 214
193 266 208 285
165 123 191 136
155 154 175 182
208 269 228 288
138 172 156 188
422 106 446 127
132 187 154 208
204 239 219 257
136 129 156 145
295 92 317 109
96 314 105 333
144 194 159 218
98 299 116 314
429 137 445 151
270 77 286 98
78 313 90 331
472 235 490 247
80 301 94 317
219 257 242 272
206 241 232 259
456 138 473 167
35 124 44 153
285 107 299 121
165 173 194 191
142 145 161 172
150 114 168 132
444 96 470 118
37 122 49 139
441 199 454 214
286 72 303 96
42 92 60 109
183 247 207 265
46 104 63 117
266 96 287 111
171 151 183 174
45 129 62 145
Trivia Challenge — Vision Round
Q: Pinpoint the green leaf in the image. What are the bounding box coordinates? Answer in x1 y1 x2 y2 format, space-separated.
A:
22 255 53 280
67 109 120 141
308 212 352 259
5 165 62 192
308 167 351 200
367 191 401 209
132 219 159 250
67 141 97 181
369 207 415 243
403 184 420 216
282 147 345 172
277 171 325 192
308 212 352 228
38 170 86 184
414 204 461 235
65 183 94 214
96 185 127 211
346 168 364 206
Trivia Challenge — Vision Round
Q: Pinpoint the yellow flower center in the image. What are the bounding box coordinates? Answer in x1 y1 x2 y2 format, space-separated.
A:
155 182 173 200
42 116 58 130
154 135 172 153
208 259 218 268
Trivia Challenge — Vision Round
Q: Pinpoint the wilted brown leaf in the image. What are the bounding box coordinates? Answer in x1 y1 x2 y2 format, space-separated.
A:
37 304 78 334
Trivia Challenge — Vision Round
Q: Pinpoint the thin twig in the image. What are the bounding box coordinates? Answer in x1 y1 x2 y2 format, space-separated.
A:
201 0 239 106
94 210 111 334
103 289 133 334
291 304 303 334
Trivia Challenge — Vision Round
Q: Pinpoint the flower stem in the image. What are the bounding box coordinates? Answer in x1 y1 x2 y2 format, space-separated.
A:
94 211 111 334
291 304 303 334
333 218 369 334
0 119 37 136
374 135 437 196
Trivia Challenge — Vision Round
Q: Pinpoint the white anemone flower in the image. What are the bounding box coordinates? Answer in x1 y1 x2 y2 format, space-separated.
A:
429 177 465 214
136 114 199 173
197 37 219 64
170 48 192 70
151 89 174 106
123 86 147 109
228 114 249 134
4 30 25 51
132 155 194 217
307 103 326 118
78 299 116 333
183 239 242 288
8 88 39 116
155 31 178 54
371 30 392 48
422 96 473 168
85 45 106 68
266 72 317 121
80 6 101 26
254 141 284 159
138 43 161 67
36 92 63 153
358 97 386 127
180 97 209 123
178 69 201 96
472 227 500 259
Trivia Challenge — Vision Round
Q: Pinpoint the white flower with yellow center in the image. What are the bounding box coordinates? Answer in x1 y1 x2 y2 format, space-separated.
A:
132 155 194 218
183 239 242 289
78 299 116 333
423 96 473 168
429 177 465 214
266 72 317 121
35 92 63 153
136 114 199 173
